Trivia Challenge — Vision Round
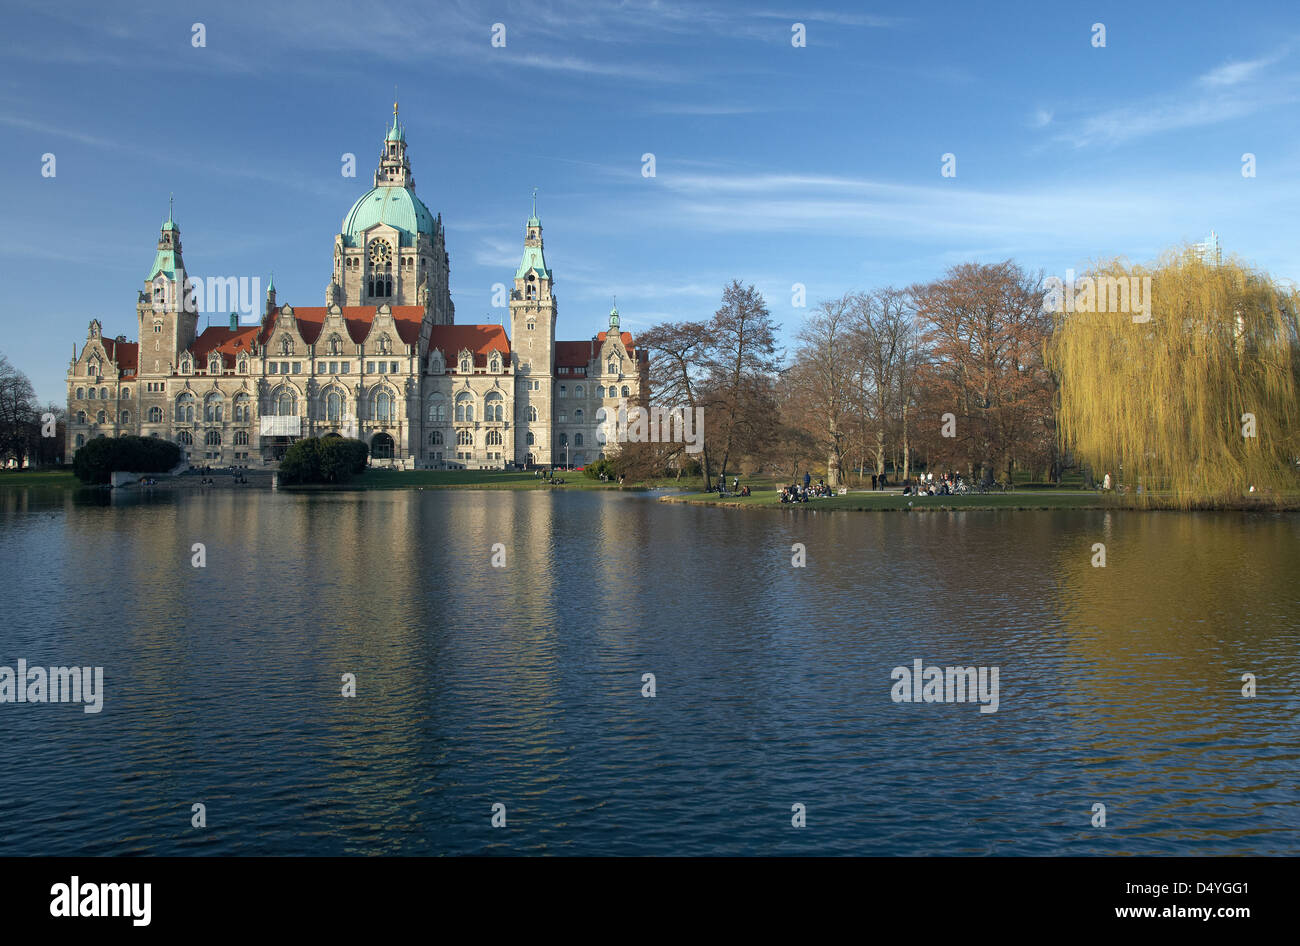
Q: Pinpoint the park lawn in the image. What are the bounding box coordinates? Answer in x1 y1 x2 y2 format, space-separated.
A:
661 488 1117 511
0 470 78 487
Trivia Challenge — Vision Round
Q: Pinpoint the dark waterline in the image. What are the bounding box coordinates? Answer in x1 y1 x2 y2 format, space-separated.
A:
1 487 1297 855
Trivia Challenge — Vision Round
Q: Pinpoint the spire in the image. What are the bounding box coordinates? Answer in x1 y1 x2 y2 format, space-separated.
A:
528 187 540 227
162 193 178 232
267 272 275 295
609 297 620 332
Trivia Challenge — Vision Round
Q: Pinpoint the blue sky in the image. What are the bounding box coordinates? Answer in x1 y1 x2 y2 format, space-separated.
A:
3 0 1299 402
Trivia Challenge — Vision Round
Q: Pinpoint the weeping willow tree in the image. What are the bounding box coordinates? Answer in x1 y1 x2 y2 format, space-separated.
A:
1045 249 1300 507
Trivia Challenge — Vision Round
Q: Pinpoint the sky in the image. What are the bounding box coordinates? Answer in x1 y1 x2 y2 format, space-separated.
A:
2 0 1299 403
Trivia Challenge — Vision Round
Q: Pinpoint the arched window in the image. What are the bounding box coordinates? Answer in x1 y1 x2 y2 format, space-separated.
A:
559 433 568 447
75 387 84 399
430 430 443 445
176 393 195 422
120 410 130 424
459 354 471 373
484 392 504 422
273 386 297 416
76 411 86 424
234 430 249 446
121 388 131 400
373 389 394 423
527 405 537 422
608 360 617 374
178 431 193 445
621 386 630 397
559 385 567 398
75 434 85 447
575 385 583 398
489 353 501 372
486 429 502 446
575 433 583 446
597 386 606 398
427 394 446 422
208 354 222 374
87 388 96 400
526 432 535 446
454 392 474 422
233 394 251 422
204 392 224 422
87 363 98 377
97 410 107 424
574 409 583 421
148 407 162 423
205 429 221 446
457 429 473 447
326 389 343 422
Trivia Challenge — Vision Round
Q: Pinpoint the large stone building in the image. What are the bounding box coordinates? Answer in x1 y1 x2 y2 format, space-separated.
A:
65 106 648 470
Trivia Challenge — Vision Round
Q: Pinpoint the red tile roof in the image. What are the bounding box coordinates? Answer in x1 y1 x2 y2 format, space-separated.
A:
555 340 596 368
191 325 260 368
261 306 426 347
102 339 139 374
428 324 511 369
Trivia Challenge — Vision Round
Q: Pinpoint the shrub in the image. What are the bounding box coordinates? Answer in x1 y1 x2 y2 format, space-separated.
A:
73 435 181 484
584 458 617 480
279 436 369 484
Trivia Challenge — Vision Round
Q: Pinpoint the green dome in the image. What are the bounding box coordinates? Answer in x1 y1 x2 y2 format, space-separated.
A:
341 186 433 247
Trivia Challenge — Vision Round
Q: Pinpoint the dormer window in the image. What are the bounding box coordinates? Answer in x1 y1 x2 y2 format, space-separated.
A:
209 354 221 374
459 355 471 373
608 360 617 375
488 352 501 373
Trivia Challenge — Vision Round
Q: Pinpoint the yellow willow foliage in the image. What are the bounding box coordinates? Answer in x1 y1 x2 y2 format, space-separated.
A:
1045 250 1300 507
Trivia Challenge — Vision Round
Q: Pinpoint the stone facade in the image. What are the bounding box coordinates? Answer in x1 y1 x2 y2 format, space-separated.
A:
65 106 648 470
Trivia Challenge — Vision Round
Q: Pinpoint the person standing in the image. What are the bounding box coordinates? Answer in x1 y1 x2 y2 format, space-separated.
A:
803 471 811 490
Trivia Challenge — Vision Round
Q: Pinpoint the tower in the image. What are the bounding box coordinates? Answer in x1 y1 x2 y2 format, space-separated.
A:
511 192 557 465
136 200 196 377
334 102 453 320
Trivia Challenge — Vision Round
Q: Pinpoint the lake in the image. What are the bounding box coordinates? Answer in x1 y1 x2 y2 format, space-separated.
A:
1 486 1297 855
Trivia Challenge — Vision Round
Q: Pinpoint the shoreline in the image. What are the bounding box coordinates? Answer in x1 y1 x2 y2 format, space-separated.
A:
656 490 1300 513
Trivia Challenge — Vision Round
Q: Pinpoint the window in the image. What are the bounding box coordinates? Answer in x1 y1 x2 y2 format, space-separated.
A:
559 385 567 398
430 430 443 445
270 363 279 375
204 393 224 422
486 429 502 446
485 392 504 422
527 405 538 422
76 411 86 424
176 394 195 423
575 433 583 446
75 434 85 447
340 362 350 374
121 389 131 400
326 389 343 422
205 430 221 446
153 322 162 334
209 354 221 374
378 362 388 374
597 386 606 398
559 433 568 447
622 386 630 397
292 362 301 374
457 429 473 447
75 387 84 399
459 355 471 373
608 361 617 374
390 362 398 374
120 410 130 424
455 392 474 422
427 394 446 422
373 390 395 423
273 387 297 416
148 407 162 423
526 432 535 446
558 413 567 423
575 409 583 421
178 431 193 445
575 385 583 398
87 388 96 400
366 361 375 373
234 430 249 446
233 394 251 422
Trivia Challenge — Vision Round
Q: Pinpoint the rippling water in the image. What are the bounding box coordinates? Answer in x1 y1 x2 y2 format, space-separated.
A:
1 486 1297 855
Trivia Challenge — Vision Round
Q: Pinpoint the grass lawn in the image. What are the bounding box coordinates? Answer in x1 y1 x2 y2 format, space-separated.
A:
659 486 1300 512
0 470 78 487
